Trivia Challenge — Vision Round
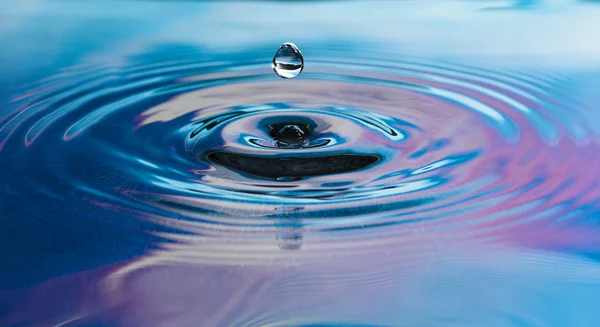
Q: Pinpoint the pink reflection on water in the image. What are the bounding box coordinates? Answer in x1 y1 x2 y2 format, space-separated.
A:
4 237 600 326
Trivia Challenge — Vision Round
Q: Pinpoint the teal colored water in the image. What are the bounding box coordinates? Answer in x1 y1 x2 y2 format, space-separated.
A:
1 1 600 326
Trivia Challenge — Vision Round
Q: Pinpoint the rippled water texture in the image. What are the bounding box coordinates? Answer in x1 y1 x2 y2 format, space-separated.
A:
2 1 600 326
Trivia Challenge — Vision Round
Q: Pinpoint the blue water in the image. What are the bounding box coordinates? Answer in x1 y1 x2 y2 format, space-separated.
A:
2 1 600 326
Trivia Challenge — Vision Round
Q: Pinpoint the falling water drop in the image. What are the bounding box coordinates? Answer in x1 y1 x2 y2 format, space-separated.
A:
272 42 304 79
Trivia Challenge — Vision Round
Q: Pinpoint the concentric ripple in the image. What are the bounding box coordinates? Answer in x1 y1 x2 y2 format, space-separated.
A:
2 46 599 262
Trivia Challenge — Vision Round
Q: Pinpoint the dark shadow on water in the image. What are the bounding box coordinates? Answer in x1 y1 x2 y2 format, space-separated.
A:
207 152 380 180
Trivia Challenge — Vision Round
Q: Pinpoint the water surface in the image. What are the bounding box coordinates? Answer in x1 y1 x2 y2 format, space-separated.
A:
1 1 600 326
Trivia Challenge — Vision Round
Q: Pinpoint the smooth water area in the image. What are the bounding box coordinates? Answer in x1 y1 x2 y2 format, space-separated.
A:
1 1 600 326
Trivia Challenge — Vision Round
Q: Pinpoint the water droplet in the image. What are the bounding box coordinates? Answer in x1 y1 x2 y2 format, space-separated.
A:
272 42 304 79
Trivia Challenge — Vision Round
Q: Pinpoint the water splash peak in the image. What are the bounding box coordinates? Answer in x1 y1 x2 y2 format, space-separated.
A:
273 123 309 148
